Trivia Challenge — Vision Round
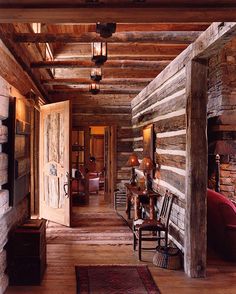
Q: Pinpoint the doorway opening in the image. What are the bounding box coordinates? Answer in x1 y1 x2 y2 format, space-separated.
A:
71 125 116 210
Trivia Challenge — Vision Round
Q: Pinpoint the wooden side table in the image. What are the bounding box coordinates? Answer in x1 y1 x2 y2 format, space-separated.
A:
125 183 160 220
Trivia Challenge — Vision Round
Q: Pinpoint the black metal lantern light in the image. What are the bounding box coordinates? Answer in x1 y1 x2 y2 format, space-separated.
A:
90 68 102 82
89 83 100 95
91 42 107 66
96 22 116 38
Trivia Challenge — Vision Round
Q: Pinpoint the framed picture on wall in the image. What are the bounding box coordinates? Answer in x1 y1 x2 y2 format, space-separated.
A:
143 124 154 161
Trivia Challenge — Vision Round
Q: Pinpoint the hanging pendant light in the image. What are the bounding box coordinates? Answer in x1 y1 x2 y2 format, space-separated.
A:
90 68 102 82
91 42 107 66
96 22 116 38
89 83 100 95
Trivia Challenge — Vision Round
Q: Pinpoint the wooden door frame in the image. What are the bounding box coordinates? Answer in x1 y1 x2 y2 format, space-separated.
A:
103 125 117 205
71 126 90 204
109 125 117 206
30 106 40 215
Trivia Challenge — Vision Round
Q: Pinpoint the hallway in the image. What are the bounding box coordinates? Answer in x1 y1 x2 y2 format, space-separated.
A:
6 193 236 294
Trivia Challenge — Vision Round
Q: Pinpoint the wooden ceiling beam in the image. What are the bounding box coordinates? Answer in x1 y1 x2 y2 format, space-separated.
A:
49 88 141 95
31 60 170 69
41 78 152 86
51 85 144 92
0 0 233 7
54 68 162 79
0 7 235 23
53 43 187 58
55 55 176 61
13 31 201 44
45 23 210 32
49 92 134 103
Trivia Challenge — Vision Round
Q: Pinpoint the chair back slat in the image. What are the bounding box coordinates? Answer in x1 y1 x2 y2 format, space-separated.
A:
159 191 174 227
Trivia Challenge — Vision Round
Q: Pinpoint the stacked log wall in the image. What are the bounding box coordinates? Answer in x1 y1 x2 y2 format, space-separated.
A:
131 67 187 250
72 96 133 187
208 38 236 201
0 47 29 294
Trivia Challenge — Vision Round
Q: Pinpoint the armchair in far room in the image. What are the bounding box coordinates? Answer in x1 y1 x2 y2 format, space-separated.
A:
71 172 100 196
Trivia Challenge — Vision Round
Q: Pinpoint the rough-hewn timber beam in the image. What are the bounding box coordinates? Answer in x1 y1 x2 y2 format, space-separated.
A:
185 59 207 278
49 93 134 103
31 60 170 69
0 7 235 23
45 23 211 32
49 88 141 95
54 68 162 79
53 43 187 58
41 78 152 86
13 31 201 44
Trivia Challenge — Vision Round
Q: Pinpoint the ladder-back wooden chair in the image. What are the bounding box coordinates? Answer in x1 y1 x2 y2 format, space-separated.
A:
133 191 175 260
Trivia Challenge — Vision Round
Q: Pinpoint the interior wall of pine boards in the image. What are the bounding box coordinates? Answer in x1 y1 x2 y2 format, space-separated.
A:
0 22 236 293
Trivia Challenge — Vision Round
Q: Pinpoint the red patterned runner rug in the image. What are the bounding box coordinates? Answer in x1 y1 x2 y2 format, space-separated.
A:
75 265 160 294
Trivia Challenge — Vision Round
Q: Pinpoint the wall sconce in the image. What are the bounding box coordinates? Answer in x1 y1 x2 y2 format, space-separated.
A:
126 153 140 186
91 42 107 66
96 22 116 38
90 68 102 82
89 83 100 95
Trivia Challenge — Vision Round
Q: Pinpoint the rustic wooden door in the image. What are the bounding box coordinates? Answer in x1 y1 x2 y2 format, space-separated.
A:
90 135 104 172
39 101 71 226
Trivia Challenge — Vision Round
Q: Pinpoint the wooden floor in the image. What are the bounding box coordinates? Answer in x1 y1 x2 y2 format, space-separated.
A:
6 192 236 294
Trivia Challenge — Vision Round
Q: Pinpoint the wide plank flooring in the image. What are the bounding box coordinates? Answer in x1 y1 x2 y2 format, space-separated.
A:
6 192 236 294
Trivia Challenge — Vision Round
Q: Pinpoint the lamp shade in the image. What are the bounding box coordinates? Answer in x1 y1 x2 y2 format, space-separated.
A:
139 157 154 171
126 154 139 167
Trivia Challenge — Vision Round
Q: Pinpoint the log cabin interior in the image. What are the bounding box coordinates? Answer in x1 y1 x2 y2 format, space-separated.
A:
0 1 236 293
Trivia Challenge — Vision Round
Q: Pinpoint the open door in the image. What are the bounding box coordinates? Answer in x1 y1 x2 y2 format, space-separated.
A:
39 101 71 226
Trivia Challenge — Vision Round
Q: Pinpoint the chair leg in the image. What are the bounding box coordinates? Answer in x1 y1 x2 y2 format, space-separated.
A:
158 231 161 247
133 231 137 251
138 230 142 261
165 231 168 247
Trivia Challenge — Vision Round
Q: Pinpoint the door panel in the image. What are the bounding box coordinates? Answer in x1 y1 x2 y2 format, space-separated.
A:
39 101 71 226
90 135 104 172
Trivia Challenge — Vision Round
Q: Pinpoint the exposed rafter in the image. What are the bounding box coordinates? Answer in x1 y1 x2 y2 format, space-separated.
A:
31 60 170 69
41 78 152 86
12 31 201 44
0 7 235 23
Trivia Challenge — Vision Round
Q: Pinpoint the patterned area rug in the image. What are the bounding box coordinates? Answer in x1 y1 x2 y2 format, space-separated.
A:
46 212 133 245
75 265 160 294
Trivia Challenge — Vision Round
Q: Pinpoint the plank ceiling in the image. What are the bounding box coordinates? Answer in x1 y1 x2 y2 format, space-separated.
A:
0 1 235 103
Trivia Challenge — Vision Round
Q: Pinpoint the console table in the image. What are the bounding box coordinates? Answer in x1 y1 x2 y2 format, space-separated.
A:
125 183 160 220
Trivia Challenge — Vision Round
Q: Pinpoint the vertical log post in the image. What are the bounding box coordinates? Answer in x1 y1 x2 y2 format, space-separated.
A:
185 59 208 278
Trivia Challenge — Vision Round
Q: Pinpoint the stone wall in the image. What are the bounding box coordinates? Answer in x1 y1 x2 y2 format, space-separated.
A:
208 38 236 201
220 155 236 200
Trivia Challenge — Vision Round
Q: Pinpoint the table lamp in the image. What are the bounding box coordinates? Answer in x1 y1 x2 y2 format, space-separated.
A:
126 153 140 185
139 156 154 192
